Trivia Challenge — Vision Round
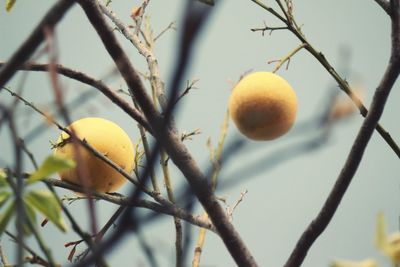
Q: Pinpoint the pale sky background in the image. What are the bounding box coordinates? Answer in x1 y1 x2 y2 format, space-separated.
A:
1 1 400 267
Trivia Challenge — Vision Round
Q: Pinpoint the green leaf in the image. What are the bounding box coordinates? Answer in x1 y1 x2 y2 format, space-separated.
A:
25 190 67 232
27 155 76 184
22 200 37 236
0 169 8 188
0 191 11 209
0 201 15 235
5 0 16 12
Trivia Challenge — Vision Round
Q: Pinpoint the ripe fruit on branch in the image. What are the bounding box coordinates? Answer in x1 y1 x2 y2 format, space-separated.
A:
229 72 298 140
53 117 135 193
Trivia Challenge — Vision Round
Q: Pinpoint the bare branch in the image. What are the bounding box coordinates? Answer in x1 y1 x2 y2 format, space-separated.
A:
375 0 391 15
0 0 76 90
5 231 50 267
44 178 215 232
251 1 400 159
0 61 152 134
284 2 400 266
78 1 257 266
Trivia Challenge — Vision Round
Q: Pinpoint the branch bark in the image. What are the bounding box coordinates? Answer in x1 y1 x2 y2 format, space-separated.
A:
78 0 257 266
0 61 152 134
284 2 400 266
375 0 391 15
43 178 215 232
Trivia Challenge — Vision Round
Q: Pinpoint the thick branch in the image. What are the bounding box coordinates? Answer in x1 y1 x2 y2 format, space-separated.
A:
0 0 76 90
0 61 152 134
375 0 391 15
78 1 257 266
284 3 400 266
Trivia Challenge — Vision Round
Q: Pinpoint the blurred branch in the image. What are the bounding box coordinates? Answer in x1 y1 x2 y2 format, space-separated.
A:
284 2 400 266
5 231 51 267
0 241 10 267
78 0 257 266
0 61 152 134
375 0 391 15
1 106 25 266
198 0 215 6
0 0 75 90
251 0 400 159
3 85 196 246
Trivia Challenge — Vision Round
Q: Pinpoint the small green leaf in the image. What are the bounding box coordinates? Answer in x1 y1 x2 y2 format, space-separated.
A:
0 169 8 188
22 200 37 236
25 190 67 232
0 201 15 235
5 0 16 12
27 155 76 184
0 191 11 209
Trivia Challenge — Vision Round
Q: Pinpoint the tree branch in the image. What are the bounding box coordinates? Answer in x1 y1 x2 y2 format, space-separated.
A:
284 2 400 266
0 61 152 134
78 1 257 266
43 177 215 232
0 0 76 90
375 0 391 15
251 1 400 159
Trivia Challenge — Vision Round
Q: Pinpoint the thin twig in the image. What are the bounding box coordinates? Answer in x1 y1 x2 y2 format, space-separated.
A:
5 231 51 267
160 151 183 267
0 61 152 134
192 111 230 267
79 1 257 266
138 126 160 193
251 0 400 159
226 189 248 222
44 177 214 232
250 24 288 35
174 79 200 106
99 2 168 111
271 43 306 73
154 21 177 42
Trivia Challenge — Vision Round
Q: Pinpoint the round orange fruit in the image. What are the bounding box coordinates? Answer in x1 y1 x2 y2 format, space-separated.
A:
53 117 135 193
229 72 297 140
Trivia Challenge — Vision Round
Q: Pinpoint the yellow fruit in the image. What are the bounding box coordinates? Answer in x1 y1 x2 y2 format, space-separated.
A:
53 117 135 193
229 72 297 140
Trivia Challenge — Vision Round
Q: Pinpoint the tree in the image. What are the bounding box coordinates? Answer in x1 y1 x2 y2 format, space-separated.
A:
0 0 399 266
